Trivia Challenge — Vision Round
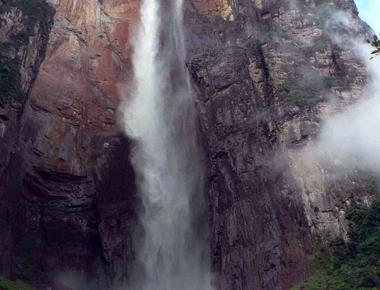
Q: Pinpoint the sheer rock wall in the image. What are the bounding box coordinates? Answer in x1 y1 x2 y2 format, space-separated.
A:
0 0 375 289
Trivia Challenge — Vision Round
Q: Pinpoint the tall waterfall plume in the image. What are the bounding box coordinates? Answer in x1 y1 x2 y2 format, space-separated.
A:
123 0 211 289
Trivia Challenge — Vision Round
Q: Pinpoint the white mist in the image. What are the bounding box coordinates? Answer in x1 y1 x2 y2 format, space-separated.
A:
318 42 380 173
313 9 380 174
123 0 211 289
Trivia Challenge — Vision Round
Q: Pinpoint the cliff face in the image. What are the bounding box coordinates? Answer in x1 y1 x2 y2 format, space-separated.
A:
186 0 373 289
0 0 138 287
0 0 376 289
19 1 140 285
0 0 54 281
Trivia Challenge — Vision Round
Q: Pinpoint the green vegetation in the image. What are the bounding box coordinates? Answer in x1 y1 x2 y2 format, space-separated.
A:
0 0 54 105
275 78 327 106
0 60 24 104
11 0 54 43
368 35 380 59
1 0 54 19
327 174 379 197
0 277 34 290
275 69 359 107
13 0 47 16
292 201 380 290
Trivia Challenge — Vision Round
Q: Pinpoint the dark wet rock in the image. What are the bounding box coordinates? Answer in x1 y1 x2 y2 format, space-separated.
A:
0 0 377 289
186 0 374 289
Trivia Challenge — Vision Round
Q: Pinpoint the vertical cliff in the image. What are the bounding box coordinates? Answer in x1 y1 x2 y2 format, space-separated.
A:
0 0 55 282
17 0 140 286
0 0 377 289
0 0 139 288
185 0 374 289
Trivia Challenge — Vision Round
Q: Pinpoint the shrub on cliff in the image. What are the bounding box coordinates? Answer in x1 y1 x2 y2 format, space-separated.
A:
292 201 380 290
0 60 24 104
368 35 380 59
0 276 34 290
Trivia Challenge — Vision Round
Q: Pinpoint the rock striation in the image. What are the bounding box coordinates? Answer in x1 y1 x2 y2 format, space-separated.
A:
0 0 377 289
0 0 55 283
186 0 374 289
0 0 138 288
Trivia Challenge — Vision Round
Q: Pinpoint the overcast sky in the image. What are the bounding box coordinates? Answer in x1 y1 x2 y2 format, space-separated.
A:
354 0 380 33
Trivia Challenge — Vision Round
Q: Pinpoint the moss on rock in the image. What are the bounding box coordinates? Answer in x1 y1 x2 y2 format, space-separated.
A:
0 276 34 290
292 201 380 290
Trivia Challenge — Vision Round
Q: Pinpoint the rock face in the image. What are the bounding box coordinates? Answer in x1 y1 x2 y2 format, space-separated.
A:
0 0 376 289
0 0 138 288
0 0 55 282
185 0 374 289
19 2 141 286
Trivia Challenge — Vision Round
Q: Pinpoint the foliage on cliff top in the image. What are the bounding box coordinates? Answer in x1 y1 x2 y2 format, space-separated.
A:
0 277 34 290
0 0 55 44
368 35 380 59
292 201 380 290
0 0 54 20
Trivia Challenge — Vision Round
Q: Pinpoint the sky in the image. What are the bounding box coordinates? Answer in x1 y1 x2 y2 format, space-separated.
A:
354 0 380 33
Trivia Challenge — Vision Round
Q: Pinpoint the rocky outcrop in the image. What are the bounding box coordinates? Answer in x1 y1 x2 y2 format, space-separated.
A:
0 0 377 289
0 0 55 281
18 1 140 285
0 0 138 288
0 0 54 183
185 0 375 289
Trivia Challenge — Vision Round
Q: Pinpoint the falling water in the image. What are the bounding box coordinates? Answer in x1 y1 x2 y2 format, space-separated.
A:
123 0 211 289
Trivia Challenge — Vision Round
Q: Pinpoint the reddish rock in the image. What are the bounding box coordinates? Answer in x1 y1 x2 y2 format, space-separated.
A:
0 0 377 289
1 0 139 288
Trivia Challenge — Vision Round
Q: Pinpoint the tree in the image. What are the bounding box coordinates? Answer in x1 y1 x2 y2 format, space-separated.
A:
368 35 380 59
291 201 380 290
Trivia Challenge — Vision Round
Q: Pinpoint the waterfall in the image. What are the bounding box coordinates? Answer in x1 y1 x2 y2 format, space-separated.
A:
123 0 211 289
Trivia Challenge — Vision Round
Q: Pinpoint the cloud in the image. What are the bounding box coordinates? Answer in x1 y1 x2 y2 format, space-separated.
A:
355 0 380 33
316 10 380 174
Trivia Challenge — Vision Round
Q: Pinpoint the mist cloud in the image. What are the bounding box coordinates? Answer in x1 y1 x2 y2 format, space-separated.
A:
316 11 380 174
